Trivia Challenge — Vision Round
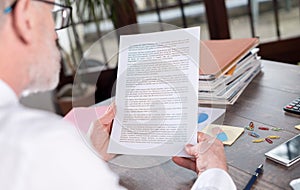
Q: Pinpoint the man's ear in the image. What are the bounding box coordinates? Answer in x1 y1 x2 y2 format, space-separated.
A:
13 0 33 44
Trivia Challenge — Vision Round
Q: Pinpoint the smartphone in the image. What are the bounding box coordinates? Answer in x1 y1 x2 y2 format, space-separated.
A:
265 134 300 167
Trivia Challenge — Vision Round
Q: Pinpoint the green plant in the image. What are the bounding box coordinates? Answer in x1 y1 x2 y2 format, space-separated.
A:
55 0 137 114
74 0 137 29
60 0 137 71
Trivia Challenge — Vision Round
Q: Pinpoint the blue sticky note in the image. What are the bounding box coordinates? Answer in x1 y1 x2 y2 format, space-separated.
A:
198 113 209 123
216 132 228 142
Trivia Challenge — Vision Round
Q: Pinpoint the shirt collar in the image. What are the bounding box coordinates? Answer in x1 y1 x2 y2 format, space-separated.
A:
0 80 19 106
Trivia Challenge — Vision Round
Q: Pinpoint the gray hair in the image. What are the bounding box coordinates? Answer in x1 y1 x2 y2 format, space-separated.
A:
0 1 5 8
0 0 14 7
0 2 4 26
0 1 5 14
0 0 13 26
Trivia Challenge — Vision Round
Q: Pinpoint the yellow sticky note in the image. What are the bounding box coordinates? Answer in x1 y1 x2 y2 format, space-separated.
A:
201 124 244 146
295 125 300 130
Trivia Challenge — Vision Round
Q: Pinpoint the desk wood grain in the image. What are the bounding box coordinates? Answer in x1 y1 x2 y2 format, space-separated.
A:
224 60 300 190
107 60 300 190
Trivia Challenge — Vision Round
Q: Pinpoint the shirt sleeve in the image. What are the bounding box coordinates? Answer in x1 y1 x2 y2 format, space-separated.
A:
191 168 237 190
8 119 126 190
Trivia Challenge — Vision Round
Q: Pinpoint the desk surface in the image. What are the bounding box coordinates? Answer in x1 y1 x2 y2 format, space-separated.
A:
107 60 300 190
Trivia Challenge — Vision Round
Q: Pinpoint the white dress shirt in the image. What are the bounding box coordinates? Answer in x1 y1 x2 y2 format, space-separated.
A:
0 80 124 190
0 80 236 190
192 168 236 190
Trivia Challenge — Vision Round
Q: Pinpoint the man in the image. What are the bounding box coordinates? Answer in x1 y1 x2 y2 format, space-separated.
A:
0 0 123 189
0 0 236 189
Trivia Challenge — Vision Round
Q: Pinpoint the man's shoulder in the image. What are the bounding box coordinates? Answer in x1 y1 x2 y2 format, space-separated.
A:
0 105 124 190
0 104 77 142
0 104 91 162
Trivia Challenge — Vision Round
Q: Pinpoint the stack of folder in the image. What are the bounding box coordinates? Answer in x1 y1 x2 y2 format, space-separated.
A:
199 38 261 105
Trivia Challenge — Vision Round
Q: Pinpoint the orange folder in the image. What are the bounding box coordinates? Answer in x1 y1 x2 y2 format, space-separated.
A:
200 38 259 79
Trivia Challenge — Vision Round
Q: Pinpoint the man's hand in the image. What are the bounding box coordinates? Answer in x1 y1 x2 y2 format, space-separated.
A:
88 103 116 161
172 132 227 175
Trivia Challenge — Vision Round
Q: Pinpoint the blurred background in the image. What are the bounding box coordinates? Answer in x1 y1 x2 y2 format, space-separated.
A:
20 0 300 114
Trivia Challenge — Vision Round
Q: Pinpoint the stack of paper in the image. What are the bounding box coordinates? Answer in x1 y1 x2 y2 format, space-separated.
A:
199 38 261 105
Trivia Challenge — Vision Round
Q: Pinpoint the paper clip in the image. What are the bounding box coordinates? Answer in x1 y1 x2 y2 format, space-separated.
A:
248 132 260 138
271 127 283 131
249 122 255 129
252 139 264 143
258 126 269 130
245 126 254 131
265 138 273 144
267 135 280 139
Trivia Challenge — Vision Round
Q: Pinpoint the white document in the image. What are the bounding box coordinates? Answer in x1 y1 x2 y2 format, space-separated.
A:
108 27 200 157
197 107 226 131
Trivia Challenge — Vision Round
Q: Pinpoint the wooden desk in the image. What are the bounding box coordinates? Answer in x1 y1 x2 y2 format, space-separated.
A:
107 60 300 190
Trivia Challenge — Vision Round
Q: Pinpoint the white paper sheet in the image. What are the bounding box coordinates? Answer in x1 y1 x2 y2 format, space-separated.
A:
108 27 200 156
197 107 226 131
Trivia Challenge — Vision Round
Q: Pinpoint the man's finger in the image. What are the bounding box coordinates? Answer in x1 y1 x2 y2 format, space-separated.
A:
172 157 196 172
197 132 211 142
99 103 116 125
185 144 199 157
